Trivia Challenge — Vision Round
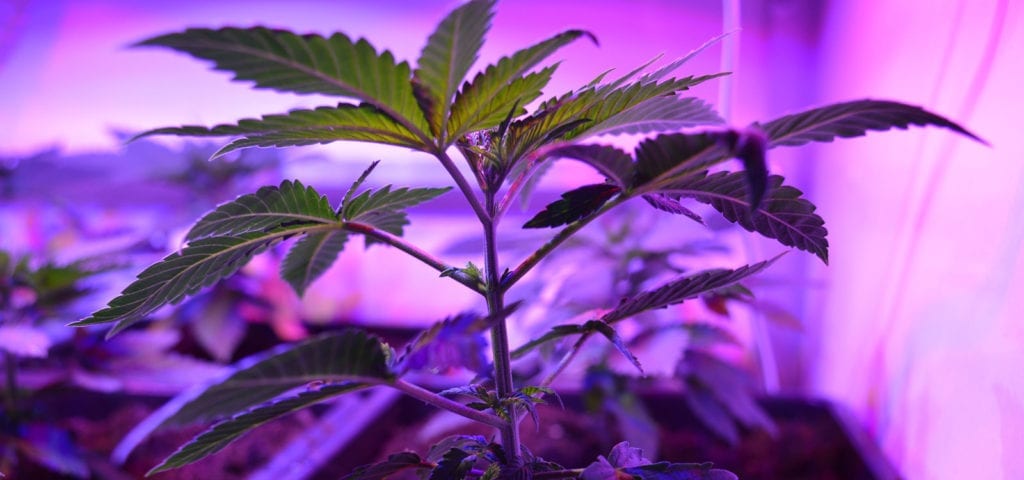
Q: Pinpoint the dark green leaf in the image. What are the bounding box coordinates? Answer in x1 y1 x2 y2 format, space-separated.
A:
342 452 430 480
601 257 780 324
414 0 495 137
590 321 643 374
547 144 635 189
641 194 704 224
660 172 828 263
761 99 984 148
448 30 594 137
583 96 723 138
137 27 430 135
343 185 453 221
426 435 489 462
623 462 739 480
149 383 366 474
136 103 428 156
511 324 585 359
429 448 475 480
522 183 620 228
161 330 393 427
712 127 768 209
632 133 725 189
74 229 318 336
281 230 349 296
186 180 337 241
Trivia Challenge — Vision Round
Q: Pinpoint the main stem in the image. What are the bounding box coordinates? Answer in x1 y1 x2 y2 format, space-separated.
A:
483 195 522 465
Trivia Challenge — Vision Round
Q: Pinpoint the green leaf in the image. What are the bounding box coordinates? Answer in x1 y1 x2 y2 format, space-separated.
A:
601 257 780 324
522 183 620 229
632 133 726 189
414 0 495 137
448 29 595 137
149 383 366 474
622 463 739 480
343 452 430 480
186 180 337 241
161 330 393 427
137 27 430 136
589 321 643 374
342 185 452 243
137 104 429 156
511 324 585 359
581 96 723 138
281 230 349 296
760 99 985 148
73 229 318 336
660 172 828 263
547 144 635 189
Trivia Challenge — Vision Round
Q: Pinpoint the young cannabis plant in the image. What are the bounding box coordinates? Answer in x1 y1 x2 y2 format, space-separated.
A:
74 1 982 478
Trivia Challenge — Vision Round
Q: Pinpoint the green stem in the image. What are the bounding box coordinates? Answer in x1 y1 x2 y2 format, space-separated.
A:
344 222 484 294
390 379 505 429
503 195 628 290
435 148 489 224
482 194 522 465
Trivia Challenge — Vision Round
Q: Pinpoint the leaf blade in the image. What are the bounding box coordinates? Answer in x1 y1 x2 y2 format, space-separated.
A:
187 180 337 241
281 230 350 297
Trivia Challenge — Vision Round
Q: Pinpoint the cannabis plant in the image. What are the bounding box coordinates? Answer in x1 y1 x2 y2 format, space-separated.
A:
75 1 981 478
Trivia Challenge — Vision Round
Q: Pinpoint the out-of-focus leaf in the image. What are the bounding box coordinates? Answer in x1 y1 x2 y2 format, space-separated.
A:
136 27 431 136
414 0 494 136
16 424 90 478
399 312 490 375
0 325 52 358
522 184 620 228
342 452 429 480
660 172 828 263
761 99 985 148
150 383 366 473
682 351 776 437
601 257 780 324
428 448 475 480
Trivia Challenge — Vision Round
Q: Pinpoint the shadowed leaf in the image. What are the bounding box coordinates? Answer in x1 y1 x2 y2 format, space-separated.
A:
583 96 723 138
761 99 985 147
548 144 635 189
661 172 828 263
601 257 780 324
343 452 429 480
149 383 366 474
281 230 350 296
160 330 393 427
523 184 621 228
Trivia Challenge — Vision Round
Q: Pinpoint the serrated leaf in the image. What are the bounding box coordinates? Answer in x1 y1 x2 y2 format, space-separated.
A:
661 172 828 263
414 0 494 137
73 229 319 336
449 29 594 138
343 185 452 221
281 230 349 296
712 127 768 209
149 383 366 474
186 180 337 241
510 324 584 359
548 144 635 189
343 452 429 480
137 27 430 136
632 133 726 188
523 183 620 228
601 257 779 324
642 194 704 224
426 435 489 463
160 330 393 427
137 104 428 156
761 99 984 147
583 96 723 138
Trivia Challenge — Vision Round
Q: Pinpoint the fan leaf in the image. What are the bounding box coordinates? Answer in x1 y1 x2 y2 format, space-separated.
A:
761 99 984 148
342 185 452 243
343 452 430 480
149 383 366 474
187 180 337 241
448 29 594 138
281 230 350 297
600 257 779 324
522 183 621 229
137 104 429 155
582 96 723 138
136 27 430 136
414 0 495 137
73 228 328 336
660 172 828 263
160 330 393 427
